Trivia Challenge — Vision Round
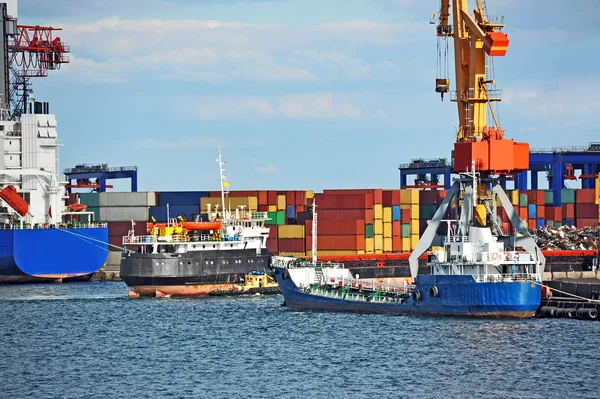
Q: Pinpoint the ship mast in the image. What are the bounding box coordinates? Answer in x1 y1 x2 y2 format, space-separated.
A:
217 147 227 219
312 199 317 265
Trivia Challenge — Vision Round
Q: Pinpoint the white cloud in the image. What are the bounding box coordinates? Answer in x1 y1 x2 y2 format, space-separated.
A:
191 92 365 120
255 165 277 174
137 136 265 150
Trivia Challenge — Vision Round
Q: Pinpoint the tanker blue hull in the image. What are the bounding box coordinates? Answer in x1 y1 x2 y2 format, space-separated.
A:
274 267 541 318
0 227 109 283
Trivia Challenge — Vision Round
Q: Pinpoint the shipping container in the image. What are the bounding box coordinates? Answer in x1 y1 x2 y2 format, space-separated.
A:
317 209 374 224
392 205 401 221
402 237 411 252
576 203 599 219
99 206 149 222
149 205 199 222
419 204 437 220
278 225 305 239
268 205 277 212
374 219 383 235
562 203 575 219
544 190 553 205
267 190 277 204
249 196 258 212
564 218 574 227
306 219 365 236
577 218 598 229
200 197 254 213
374 235 383 250
383 222 392 238
383 237 392 252
258 191 268 206
278 238 305 253
554 221 562 227
306 235 365 251
265 211 285 225
99 192 156 207
314 193 374 210
107 221 148 237
277 195 286 211
365 224 374 238
576 189 596 204
158 191 210 207
410 219 419 235
519 193 527 207
536 205 544 220
266 238 278 253
536 191 545 205
401 208 410 221
536 218 545 229
392 235 401 252
528 204 536 219
286 205 296 220
410 234 419 249
410 204 419 220
511 190 519 206
392 220 401 236
365 237 374 252
382 206 392 222
561 189 575 204
401 224 411 238
382 190 400 206
79 192 100 207
400 189 419 205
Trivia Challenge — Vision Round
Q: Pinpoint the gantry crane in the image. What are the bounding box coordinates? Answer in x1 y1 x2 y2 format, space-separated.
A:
408 0 545 280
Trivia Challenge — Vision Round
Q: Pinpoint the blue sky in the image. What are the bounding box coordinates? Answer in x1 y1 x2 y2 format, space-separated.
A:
17 0 600 192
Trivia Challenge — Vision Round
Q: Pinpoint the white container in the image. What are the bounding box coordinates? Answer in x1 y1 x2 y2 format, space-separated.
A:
99 206 149 222
99 192 156 207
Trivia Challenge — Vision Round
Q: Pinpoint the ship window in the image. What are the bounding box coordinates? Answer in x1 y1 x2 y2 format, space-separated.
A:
203 245 205 249
458 245 461 250
230 244 233 248
213 245 216 248
188 261 191 265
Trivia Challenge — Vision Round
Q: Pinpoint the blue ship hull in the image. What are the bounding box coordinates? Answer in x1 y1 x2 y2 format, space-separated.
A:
0 228 109 283
274 267 541 318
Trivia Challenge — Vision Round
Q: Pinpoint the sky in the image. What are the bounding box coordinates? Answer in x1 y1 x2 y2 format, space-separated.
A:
15 0 600 192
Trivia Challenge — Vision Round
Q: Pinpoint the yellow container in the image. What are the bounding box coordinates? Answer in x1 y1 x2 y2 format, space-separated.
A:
317 250 357 256
410 204 419 220
357 250 366 255
400 189 419 205
366 249 375 254
249 196 258 212
374 219 383 235
280 251 305 257
511 190 519 206
374 234 383 250
383 222 392 238
375 249 383 254
268 205 277 212
402 238 411 252
305 190 314 200
410 219 420 235
383 237 392 252
383 207 392 223
278 225 305 239
374 204 383 220
365 237 375 252
277 195 286 211
410 234 420 249
400 204 410 210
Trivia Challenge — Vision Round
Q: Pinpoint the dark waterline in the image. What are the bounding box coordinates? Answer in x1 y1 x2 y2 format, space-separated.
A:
0 282 598 399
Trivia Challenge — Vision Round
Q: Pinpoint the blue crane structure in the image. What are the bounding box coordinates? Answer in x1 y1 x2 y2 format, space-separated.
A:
63 164 138 193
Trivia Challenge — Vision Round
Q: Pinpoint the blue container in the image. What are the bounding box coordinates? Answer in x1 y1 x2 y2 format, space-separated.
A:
564 218 574 227
286 205 295 219
528 204 536 219
536 218 544 229
158 191 210 206
149 205 200 221
392 206 401 221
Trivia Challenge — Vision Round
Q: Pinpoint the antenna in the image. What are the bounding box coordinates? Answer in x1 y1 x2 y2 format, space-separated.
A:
217 146 227 220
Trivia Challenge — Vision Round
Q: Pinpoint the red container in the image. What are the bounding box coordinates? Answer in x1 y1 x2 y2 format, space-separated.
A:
576 203 599 219
392 235 401 252
267 190 277 204
382 190 400 206
392 220 401 236
577 189 596 204
286 191 294 206
439 190 447 200
536 205 544 219
268 225 278 239
306 235 365 251
536 190 545 205
321 189 382 204
108 236 124 249
553 207 561 222
528 219 536 230
526 191 536 205
499 209 509 223
258 191 268 206
266 238 278 253
419 190 441 205
577 218 599 228
107 221 147 237
544 207 554 221
278 238 305 253
314 193 374 210
518 207 528 221
258 204 268 212
401 209 410 221
306 219 364 236
295 191 305 206
562 203 575 219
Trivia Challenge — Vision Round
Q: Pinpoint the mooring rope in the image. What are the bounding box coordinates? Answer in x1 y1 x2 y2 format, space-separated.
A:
532 280 600 303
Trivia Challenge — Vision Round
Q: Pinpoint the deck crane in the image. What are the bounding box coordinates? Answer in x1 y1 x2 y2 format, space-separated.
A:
408 0 545 281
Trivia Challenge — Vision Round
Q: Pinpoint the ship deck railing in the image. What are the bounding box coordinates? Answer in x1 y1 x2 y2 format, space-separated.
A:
0 222 108 230
123 234 242 245
446 235 469 243
476 251 535 263
472 273 537 283
328 277 415 294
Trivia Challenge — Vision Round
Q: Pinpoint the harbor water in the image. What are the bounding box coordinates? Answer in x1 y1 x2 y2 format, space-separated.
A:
1 282 599 398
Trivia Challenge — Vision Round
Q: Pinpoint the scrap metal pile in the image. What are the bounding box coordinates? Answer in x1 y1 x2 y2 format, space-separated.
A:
532 225 599 251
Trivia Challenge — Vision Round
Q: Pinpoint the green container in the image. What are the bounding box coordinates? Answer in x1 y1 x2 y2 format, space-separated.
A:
265 211 278 225
401 224 411 238
84 206 99 222
561 189 575 204
419 205 437 220
79 192 99 207
554 221 562 227
364 224 374 238
544 190 553 205
519 193 528 207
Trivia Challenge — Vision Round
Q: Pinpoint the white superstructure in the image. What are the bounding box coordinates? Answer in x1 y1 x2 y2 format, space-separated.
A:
0 103 64 226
